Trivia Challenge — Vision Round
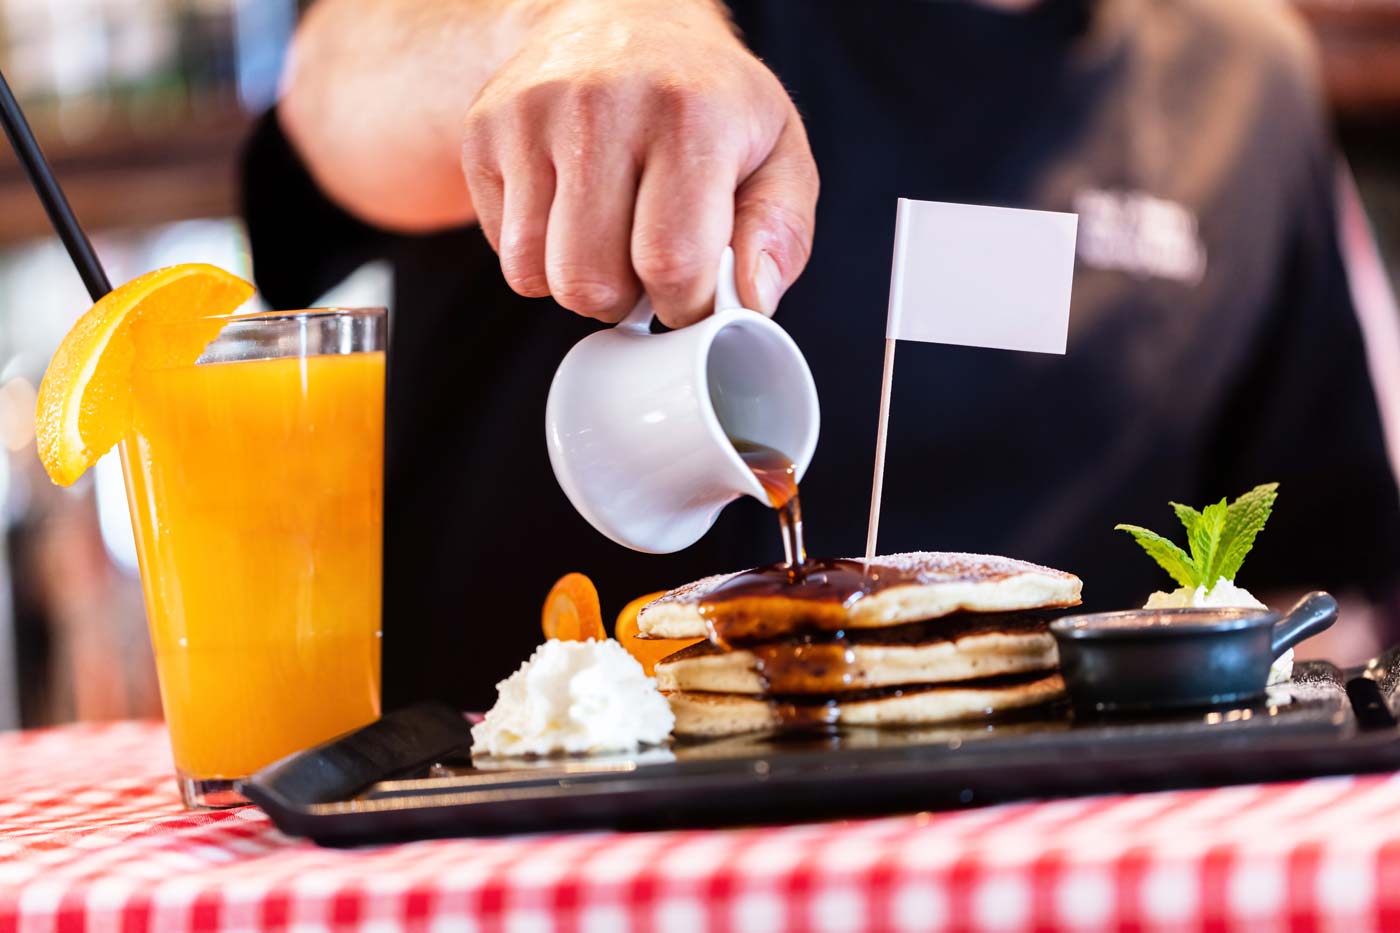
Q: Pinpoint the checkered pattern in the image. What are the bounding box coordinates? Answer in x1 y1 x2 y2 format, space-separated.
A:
5 722 1400 932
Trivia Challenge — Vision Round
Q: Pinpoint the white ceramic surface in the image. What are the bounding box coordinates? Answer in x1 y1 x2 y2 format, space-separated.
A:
546 248 820 553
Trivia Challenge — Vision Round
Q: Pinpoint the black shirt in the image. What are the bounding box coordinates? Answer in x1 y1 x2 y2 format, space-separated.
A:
242 0 1400 712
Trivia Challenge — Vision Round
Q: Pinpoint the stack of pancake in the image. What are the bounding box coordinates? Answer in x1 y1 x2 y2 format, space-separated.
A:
638 551 1082 737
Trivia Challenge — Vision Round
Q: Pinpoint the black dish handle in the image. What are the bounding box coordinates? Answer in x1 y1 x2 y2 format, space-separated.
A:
1271 591 1338 658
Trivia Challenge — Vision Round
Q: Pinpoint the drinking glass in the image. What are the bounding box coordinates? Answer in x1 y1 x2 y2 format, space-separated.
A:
120 308 386 808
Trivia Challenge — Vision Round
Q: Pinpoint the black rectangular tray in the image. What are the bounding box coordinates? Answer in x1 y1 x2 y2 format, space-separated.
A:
243 649 1400 846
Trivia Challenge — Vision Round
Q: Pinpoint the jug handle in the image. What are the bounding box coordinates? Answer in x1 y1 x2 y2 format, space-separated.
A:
617 246 744 333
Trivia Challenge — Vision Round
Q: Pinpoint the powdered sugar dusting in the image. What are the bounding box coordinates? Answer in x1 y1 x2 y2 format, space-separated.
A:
867 551 1076 583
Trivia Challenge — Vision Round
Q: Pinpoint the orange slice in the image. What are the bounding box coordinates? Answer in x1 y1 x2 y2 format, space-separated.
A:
35 264 255 486
615 590 703 676
542 572 606 642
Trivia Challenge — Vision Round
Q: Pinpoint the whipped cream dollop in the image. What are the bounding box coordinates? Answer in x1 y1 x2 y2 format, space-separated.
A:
1143 579 1291 684
471 639 674 757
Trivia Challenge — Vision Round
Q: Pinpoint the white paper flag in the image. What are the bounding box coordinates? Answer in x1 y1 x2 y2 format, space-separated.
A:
886 198 1078 354
865 198 1078 562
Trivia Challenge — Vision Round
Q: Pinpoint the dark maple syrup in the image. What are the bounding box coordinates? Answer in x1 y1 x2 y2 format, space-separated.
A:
697 557 933 644
732 439 805 566
702 439 906 729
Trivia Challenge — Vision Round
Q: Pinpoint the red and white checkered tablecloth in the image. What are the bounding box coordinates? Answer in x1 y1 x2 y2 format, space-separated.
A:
4 722 1400 933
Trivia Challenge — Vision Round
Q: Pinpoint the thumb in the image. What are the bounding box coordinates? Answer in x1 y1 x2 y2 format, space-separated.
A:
732 115 819 316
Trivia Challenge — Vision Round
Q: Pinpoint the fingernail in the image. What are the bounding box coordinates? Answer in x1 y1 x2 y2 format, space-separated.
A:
754 251 783 315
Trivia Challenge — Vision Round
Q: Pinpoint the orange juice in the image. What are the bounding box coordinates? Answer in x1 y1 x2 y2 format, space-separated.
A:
122 348 384 782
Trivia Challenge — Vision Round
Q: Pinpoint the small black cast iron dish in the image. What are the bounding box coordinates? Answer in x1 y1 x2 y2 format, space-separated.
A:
1048 591 1338 712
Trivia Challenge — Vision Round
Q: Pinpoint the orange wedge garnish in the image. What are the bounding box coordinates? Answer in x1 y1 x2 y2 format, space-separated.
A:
542 572 606 642
35 264 254 486
615 590 703 676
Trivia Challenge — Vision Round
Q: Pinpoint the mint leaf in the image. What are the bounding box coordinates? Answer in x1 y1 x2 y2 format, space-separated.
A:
1189 499 1228 588
1114 524 1198 588
1171 502 1203 537
1216 483 1279 582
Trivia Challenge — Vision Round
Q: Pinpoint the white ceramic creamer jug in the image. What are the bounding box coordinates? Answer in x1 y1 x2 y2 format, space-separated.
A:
545 248 820 553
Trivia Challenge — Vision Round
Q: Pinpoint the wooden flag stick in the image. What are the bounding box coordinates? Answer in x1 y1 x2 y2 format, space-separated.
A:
864 337 897 564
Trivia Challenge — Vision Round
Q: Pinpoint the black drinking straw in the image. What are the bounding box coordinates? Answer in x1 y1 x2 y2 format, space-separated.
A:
0 67 111 301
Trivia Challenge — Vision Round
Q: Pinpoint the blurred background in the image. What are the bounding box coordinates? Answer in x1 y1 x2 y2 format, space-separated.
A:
0 0 1395 729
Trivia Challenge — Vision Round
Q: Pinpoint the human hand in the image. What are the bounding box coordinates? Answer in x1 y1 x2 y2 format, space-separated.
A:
462 0 819 326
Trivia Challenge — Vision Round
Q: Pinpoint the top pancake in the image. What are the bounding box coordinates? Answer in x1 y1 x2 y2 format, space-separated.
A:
638 551 1082 639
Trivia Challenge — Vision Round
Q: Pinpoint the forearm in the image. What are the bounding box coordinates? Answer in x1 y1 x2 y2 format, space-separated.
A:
279 0 733 234
280 0 532 232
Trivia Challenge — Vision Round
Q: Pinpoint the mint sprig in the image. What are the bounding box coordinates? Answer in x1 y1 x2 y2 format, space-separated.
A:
1115 483 1278 592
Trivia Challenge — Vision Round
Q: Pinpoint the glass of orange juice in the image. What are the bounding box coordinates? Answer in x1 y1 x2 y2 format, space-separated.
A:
120 307 386 808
